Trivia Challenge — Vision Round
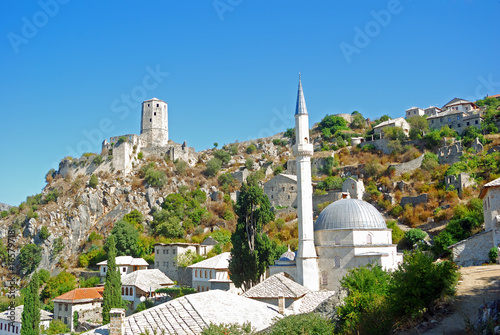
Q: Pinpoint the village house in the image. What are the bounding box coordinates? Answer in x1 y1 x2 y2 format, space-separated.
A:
405 107 425 119
426 98 483 134
0 306 52 335
120 269 174 312
154 238 216 285
52 287 104 332
263 173 298 208
373 117 410 138
449 177 500 266
97 256 149 278
188 252 238 293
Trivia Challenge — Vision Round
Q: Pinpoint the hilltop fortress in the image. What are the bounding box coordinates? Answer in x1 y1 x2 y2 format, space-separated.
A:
101 98 197 174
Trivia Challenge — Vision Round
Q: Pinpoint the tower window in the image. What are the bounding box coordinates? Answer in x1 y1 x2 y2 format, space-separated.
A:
150 119 152 122
147 104 150 107
334 256 340 268
321 272 328 286
157 104 159 107
154 112 156 116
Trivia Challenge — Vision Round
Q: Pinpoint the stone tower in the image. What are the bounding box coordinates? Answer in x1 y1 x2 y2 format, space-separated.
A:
293 75 319 291
141 97 168 147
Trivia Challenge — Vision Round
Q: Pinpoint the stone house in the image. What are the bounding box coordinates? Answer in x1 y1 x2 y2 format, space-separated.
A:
442 97 478 113
242 272 311 308
427 109 482 135
373 117 410 138
405 107 425 119
97 256 149 278
449 177 500 266
120 269 174 312
52 287 104 332
0 306 52 335
342 177 365 200
424 106 442 117
188 252 237 293
263 174 298 208
445 172 474 195
231 168 249 183
154 239 215 285
437 140 463 165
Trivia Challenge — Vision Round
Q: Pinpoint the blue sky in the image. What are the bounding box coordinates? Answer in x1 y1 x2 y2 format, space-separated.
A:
0 1 499 206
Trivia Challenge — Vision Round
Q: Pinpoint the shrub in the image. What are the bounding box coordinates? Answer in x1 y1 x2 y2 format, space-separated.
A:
78 254 89 268
274 166 284 175
387 220 404 244
205 158 222 177
1 211 7 218
45 320 69 335
43 189 60 204
53 237 64 254
89 174 98 188
246 144 257 154
19 244 42 275
202 322 255 335
88 231 103 242
174 159 188 174
145 168 167 188
38 269 51 284
214 150 232 166
245 158 254 171
92 155 104 165
80 276 101 288
404 229 426 247
488 247 498 264
117 136 127 145
39 226 50 240
134 299 155 314
26 208 38 220
267 313 334 335
218 173 234 187
137 151 144 160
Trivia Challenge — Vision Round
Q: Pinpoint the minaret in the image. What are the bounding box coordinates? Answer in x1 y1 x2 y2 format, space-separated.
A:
293 74 319 291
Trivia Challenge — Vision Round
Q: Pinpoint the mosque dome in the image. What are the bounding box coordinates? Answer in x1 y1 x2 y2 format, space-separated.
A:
314 198 387 231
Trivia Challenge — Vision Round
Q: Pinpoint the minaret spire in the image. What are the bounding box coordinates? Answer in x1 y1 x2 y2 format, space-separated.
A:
293 75 319 291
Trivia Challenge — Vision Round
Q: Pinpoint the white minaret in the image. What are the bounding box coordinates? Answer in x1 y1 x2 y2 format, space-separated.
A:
293 74 319 291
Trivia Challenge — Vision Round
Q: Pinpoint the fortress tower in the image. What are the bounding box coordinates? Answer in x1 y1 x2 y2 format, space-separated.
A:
141 97 168 147
293 75 319 291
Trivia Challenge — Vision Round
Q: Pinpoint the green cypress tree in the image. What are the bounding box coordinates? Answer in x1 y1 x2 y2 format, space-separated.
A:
102 235 122 324
21 271 40 335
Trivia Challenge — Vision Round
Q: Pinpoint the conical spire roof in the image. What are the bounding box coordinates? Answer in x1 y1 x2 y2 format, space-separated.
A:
295 74 308 115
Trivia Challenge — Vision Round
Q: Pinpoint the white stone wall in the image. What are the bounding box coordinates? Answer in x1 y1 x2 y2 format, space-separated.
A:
451 230 494 267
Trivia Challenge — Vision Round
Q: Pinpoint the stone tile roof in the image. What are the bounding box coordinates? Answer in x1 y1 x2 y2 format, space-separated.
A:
287 291 336 314
52 287 104 303
0 305 53 323
81 290 282 335
373 117 407 129
242 272 310 299
187 252 230 270
121 269 173 292
96 256 149 267
480 177 500 198
201 236 218 246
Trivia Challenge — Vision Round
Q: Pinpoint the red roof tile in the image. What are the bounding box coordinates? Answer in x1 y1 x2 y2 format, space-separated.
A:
54 287 104 302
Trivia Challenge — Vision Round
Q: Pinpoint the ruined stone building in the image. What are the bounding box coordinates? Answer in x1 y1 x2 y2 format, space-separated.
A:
102 98 197 174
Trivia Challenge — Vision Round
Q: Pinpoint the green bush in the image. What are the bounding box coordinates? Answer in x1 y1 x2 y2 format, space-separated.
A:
245 158 254 171
41 272 77 303
39 226 51 240
246 144 257 154
38 269 51 284
43 189 60 204
88 231 103 242
390 205 403 217
156 286 196 298
267 313 334 335
145 168 167 188
45 320 69 335
214 150 232 166
386 220 404 244
137 151 144 159
89 174 98 188
489 247 498 263
1 211 7 218
92 155 104 165
218 173 234 187
205 158 222 177
404 229 426 247
174 159 188 174
53 237 64 254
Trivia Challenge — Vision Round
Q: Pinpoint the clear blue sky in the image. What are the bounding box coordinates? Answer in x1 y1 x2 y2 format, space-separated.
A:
0 1 499 206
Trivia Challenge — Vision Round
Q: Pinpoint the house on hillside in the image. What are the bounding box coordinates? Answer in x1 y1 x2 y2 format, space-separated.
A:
97 256 148 278
263 173 298 208
188 252 238 293
154 237 216 285
52 287 104 332
373 117 410 138
443 98 478 113
120 269 174 312
0 306 52 335
405 107 425 119
449 177 500 266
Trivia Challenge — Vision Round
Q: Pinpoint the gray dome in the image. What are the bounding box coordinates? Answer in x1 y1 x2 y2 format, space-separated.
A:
278 250 296 261
314 198 387 231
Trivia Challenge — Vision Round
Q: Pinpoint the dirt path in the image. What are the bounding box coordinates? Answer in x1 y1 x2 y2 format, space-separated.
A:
403 264 500 335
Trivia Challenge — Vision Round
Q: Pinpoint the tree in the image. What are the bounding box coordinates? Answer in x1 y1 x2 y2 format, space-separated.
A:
388 251 458 318
404 229 426 247
350 111 365 130
102 235 122 324
145 168 167 188
21 272 40 335
214 150 231 166
40 272 76 303
110 220 140 257
19 244 42 275
205 158 222 177
229 181 280 291
44 320 69 335
408 116 428 140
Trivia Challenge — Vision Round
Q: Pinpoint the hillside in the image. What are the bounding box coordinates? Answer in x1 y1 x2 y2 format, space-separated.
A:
0 97 499 290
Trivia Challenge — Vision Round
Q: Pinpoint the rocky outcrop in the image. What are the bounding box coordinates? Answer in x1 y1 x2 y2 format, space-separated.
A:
0 202 12 212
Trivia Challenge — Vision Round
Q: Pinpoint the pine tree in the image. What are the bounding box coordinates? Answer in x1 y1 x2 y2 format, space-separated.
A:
102 235 122 324
21 271 40 335
228 181 283 291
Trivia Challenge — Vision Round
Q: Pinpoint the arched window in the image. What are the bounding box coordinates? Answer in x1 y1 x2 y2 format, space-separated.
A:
121 287 124 295
304 137 308 143
195 270 198 278
334 256 340 268
321 272 328 286
205 270 208 278
366 234 373 245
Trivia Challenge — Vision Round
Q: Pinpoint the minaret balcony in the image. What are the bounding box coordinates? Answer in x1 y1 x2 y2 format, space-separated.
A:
293 143 313 157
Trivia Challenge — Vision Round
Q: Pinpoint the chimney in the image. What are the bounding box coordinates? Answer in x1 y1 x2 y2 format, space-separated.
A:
278 295 285 315
109 308 125 335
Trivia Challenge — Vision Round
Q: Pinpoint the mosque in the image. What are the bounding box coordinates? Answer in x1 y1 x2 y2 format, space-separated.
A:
269 77 403 292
